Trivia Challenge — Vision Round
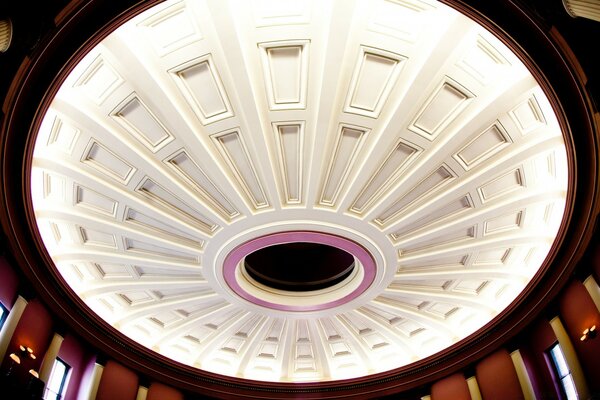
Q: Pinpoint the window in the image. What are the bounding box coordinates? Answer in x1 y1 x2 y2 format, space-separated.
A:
44 358 70 400
547 343 578 400
0 302 7 330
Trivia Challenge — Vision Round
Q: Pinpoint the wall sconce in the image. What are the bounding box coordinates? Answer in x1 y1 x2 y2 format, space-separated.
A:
8 352 20 364
19 345 37 360
6 345 36 377
580 325 597 341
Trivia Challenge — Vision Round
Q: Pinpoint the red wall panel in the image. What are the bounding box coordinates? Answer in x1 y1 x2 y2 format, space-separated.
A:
431 373 470 400
58 334 91 400
519 319 560 399
1 299 53 372
476 349 524 400
0 298 54 391
519 319 561 399
76 353 97 400
0 256 19 309
95 360 139 400
147 382 184 400
558 280 600 393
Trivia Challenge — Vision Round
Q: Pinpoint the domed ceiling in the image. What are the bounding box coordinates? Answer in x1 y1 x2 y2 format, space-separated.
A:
30 0 568 383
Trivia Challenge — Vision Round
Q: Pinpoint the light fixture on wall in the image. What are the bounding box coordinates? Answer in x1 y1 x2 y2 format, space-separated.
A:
5 345 37 377
6 345 37 377
8 352 20 364
19 345 37 360
580 325 597 341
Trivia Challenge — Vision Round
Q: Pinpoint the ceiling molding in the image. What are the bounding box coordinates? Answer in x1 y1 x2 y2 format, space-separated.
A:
1 0 598 398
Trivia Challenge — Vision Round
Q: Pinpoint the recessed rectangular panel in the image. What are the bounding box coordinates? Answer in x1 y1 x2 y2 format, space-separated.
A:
124 238 199 263
112 96 173 152
43 172 67 201
345 48 404 118
95 263 132 279
296 320 310 342
221 337 245 354
79 227 117 248
474 248 511 265
351 141 418 213
398 254 468 272
295 344 313 359
484 210 523 234
75 184 117 216
265 319 285 342
140 2 202 56
509 95 545 134
427 303 458 318
385 295 429 309
253 0 311 26
171 55 233 125
137 178 217 233
269 47 301 103
151 311 181 326
534 152 558 181
478 168 524 202
125 208 204 248
47 117 79 153
320 318 341 341
168 151 238 218
375 165 454 225
204 309 242 330
274 123 303 204
410 79 472 139
119 291 153 305
259 41 309 110
453 279 488 295
154 286 201 298
391 195 472 239
342 313 371 335
49 223 67 245
212 130 269 209
394 319 424 337
363 333 389 349
294 359 316 372
75 56 123 104
330 342 352 357
320 126 367 206
359 305 402 325
368 0 432 42
457 35 508 84
400 225 476 254
83 141 136 183
236 315 264 338
258 343 278 358
390 280 450 291
455 122 511 169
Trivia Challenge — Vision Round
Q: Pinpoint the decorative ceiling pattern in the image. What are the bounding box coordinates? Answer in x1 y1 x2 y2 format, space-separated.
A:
30 0 568 383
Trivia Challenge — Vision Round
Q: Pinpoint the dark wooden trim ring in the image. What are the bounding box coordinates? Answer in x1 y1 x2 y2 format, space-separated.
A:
0 0 598 398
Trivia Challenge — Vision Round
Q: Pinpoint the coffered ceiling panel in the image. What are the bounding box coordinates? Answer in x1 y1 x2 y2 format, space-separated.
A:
30 0 568 383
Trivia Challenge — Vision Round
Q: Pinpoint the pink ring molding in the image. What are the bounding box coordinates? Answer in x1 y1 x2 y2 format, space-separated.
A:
223 231 376 311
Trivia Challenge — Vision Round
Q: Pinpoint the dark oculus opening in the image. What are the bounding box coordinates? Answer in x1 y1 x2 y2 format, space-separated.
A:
244 242 355 292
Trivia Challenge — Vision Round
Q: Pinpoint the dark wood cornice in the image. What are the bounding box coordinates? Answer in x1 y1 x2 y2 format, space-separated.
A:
0 0 598 398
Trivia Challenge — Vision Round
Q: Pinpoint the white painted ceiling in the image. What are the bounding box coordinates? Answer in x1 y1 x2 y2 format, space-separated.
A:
30 0 568 382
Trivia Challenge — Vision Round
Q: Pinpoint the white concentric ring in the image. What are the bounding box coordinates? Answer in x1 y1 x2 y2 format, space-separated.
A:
223 231 376 311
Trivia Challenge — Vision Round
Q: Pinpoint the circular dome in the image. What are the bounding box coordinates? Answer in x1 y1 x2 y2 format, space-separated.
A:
29 0 569 383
